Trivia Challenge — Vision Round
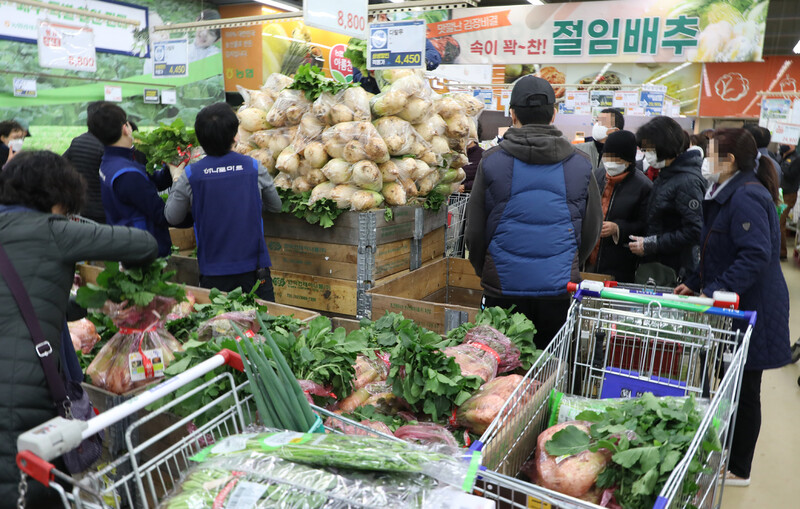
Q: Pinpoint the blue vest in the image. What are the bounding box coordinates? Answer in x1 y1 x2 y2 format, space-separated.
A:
186 152 270 276
99 146 172 256
484 150 590 297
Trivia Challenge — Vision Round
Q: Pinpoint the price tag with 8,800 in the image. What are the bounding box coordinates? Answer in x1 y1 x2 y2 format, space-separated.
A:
304 0 368 38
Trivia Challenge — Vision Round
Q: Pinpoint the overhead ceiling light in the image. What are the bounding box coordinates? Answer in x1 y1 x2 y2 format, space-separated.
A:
794 39 800 54
254 0 300 12
527 0 544 4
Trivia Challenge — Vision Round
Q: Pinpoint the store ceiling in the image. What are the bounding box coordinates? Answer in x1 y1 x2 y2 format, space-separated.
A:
209 0 800 56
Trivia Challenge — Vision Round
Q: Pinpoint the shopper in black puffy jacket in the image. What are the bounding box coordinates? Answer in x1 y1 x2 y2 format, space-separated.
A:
629 117 706 283
63 101 106 223
586 130 652 282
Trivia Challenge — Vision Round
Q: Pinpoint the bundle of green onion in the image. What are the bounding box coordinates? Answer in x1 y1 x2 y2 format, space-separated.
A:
232 320 318 432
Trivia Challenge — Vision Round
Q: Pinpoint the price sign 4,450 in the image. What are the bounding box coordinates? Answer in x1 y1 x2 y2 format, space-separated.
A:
395 54 420 65
338 10 366 32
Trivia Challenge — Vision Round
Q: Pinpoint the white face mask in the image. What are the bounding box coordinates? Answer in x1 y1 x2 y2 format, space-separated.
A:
591 124 609 142
604 161 628 176
643 150 665 169
8 138 23 152
702 158 720 184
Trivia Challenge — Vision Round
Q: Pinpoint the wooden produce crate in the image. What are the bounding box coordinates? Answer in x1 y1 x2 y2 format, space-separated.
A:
77 264 320 323
367 257 482 334
169 227 195 250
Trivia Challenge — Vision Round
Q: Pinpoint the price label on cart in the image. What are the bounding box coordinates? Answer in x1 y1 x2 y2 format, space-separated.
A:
367 20 426 71
225 481 268 508
129 348 164 382
304 0 368 38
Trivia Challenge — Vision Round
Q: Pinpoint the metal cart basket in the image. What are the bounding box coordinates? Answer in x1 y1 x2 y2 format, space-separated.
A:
472 282 754 509
445 192 470 258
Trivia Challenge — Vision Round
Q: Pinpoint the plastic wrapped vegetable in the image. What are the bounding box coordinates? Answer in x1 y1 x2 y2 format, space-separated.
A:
313 87 371 125
435 96 464 120
293 113 325 153
351 160 382 191
304 141 329 169
165 291 196 322
330 184 359 208
398 96 434 124
325 417 394 437
532 421 612 499
262 72 294 94
455 375 523 434
413 115 446 142
87 296 182 394
353 355 390 390
309 181 337 205
394 423 458 448
321 158 353 185
373 117 428 157
453 93 485 117
462 325 522 374
251 128 293 155
237 107 270 132
273 172 293 190
442 343 498 383
68 318 100 354
266 89 312 127
236 84 275 112
322 121 389 163
382 182 407 206
247 148 277 175
338 381 398 413
415 171 439 197
350 190 385 211
275 146 301 176
196 310 261 342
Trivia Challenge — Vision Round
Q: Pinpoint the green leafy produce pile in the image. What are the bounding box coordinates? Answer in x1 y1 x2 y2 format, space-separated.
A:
545 393 719 509
133 118 198 173
343 38 368 74
289 64 352 101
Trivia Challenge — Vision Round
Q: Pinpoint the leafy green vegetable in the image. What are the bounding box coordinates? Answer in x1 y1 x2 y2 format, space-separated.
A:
289 63 352 101
447 306 540 370
167 286 272 340
423 191 447 212
278 187 346 228
384 207 394 222
76 259 185 308
545 393 719 509
133 118 198 173
341 404 412 432
343 38 368 75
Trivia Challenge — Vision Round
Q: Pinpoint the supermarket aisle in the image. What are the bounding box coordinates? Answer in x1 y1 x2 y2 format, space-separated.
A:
721 258 800 508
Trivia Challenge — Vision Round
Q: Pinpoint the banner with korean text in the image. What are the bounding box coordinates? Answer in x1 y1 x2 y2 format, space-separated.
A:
434 0 769 65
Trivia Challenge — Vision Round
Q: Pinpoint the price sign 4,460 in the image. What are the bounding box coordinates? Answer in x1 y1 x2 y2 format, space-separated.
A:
337 10 366 32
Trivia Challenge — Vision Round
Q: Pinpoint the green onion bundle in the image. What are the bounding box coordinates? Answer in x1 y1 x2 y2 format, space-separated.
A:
232 320 317 432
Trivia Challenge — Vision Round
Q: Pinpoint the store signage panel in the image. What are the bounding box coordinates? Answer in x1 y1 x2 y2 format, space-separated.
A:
1 0 149 56
440 0 769 64
13 78 37 98
152 39 189 78
304 0 368 39
367 20 426 70
38 22 97 73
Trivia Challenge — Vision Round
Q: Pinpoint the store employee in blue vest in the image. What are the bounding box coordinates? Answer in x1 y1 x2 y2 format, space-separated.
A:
165 103 282 301
89 103 180 257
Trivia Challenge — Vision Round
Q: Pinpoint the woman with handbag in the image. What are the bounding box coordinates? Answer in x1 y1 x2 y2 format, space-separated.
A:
675 129 791 486
628 116 706 285
0 151 158 507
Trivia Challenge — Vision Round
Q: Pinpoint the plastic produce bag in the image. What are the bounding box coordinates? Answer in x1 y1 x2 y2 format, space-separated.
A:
350 160 383 191
162 449 442 508
351 190 385 211
165 291 196 322
237 106 271 132
248 147 277 175
325 416 394 437
68 318 100 354
443 344 499 383
266 89 312 127
87 296 183 394
196 310 261 342
329 184 359 208
413 114 446 142
373 116 429 157
312 87 371 125
455 375 524 434
354 354 390 391
338 381 399 413
237 84 276 112
530 421 612 499
394 423 458 448
322 121 389 163
462 325 522 374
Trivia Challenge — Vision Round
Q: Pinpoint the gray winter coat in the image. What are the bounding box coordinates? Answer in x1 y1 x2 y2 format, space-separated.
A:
0 207 157 507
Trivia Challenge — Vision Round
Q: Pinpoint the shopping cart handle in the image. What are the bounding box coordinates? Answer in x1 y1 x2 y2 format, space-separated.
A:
17 448 58 487
218 348 244 372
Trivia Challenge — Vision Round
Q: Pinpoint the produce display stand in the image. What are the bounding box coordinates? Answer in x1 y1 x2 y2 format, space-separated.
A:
263 206 447 317
477 282 753 508
168 227 195 251
17 349 517 508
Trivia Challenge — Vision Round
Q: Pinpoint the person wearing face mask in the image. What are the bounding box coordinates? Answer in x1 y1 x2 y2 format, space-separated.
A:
466 75 602 349
778 141 799 259
89 103 182 257
585 130 652 282
576 108 624 175
0 120 25 166
675 129 789 487
628 116 705 285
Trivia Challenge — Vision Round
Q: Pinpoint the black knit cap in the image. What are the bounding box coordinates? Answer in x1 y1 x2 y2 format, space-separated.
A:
603 130 637 163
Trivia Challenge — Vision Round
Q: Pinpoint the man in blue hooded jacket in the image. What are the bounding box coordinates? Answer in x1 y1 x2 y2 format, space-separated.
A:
466 76 602 349
89 103 181 257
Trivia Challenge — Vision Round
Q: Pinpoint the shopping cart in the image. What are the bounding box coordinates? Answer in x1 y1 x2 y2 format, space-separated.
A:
445 192 470 258
16 348 515 508
472 281 754 509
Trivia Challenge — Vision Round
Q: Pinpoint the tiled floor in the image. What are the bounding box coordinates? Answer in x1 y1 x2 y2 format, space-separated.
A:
720 257 800 508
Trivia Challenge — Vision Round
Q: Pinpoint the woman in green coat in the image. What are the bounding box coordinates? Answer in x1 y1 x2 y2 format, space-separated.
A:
0 151 158 507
